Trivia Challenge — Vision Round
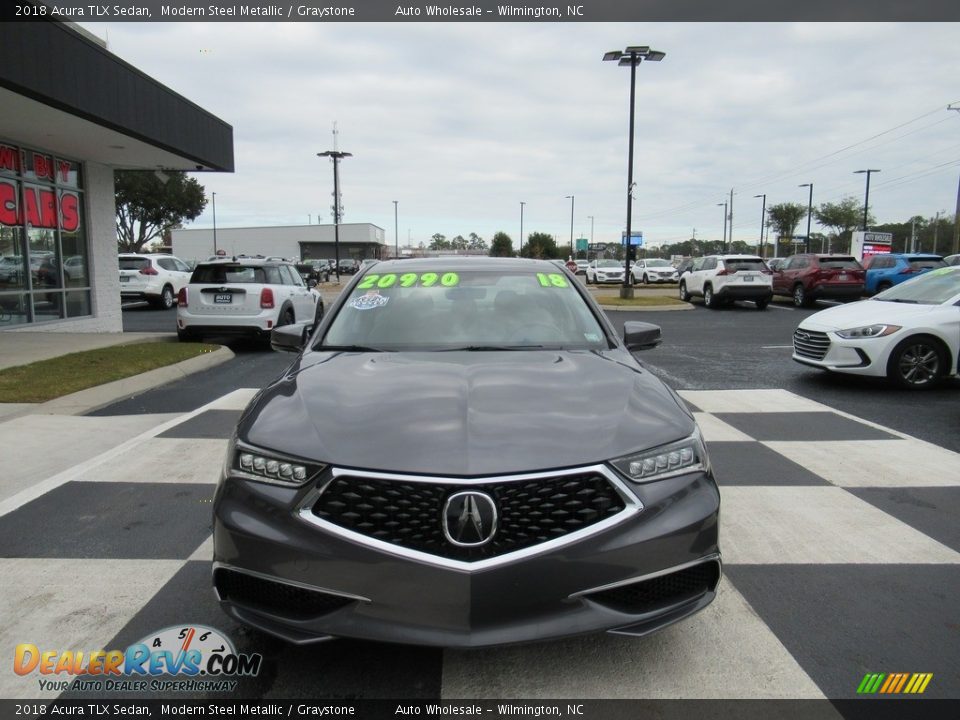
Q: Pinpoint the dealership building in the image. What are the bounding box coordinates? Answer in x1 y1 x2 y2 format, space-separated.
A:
171 223 387 265
0 21 233 333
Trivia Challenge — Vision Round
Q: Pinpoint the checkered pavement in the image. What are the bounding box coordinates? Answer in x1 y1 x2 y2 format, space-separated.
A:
1 389 957 700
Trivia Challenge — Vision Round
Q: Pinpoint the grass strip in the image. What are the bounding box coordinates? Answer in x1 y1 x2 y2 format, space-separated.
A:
0 341 220 403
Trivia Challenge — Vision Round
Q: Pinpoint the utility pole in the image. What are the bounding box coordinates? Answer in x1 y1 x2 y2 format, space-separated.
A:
910 217 916 253
728 188 734 252
950 104 960 255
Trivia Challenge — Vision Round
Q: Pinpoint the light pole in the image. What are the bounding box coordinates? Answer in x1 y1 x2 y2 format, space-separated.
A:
604 45 665 298
393 200 399 259
753 194 766 257
854 169 880 230
799 183 813 253
933 210 945 253
519 201 525 257
565 195 574 260
211 192 218 255
587 215 594 246
717 202 728 253
317 150 352 282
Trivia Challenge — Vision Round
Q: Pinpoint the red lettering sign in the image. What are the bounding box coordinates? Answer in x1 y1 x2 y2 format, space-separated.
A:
0 146 19 173
0 180 17 226
59 192 79 232
32 154 54 181
58 160 71 183
23 186 57 229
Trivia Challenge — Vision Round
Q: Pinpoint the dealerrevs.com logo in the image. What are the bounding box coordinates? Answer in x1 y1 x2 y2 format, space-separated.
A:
857 672 934 695
14 625 263 693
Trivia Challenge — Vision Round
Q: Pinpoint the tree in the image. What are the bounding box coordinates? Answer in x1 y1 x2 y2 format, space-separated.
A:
766 202 808 256
813 197 869 253
468 232 487 251
429 233 450 251
489 232 514 257
522 232 559 259
115 170 207 253
451 235 468 251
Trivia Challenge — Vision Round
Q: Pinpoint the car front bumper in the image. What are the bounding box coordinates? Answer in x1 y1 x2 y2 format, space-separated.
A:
212 464 721 647
792 325 892 377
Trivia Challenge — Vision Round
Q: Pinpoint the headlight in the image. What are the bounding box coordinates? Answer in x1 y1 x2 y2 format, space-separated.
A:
228 438 326 486
610 431 708 484
834 324 901 339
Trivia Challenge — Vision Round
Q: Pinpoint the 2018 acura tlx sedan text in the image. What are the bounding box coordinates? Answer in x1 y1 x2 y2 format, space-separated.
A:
212 257 721 647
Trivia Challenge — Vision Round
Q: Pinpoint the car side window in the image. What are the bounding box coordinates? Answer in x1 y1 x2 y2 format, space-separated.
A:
692 258 705 271
157 258 175 271
287 265 305 287
278 265 296 285
702 257 717 271
174 259 191 273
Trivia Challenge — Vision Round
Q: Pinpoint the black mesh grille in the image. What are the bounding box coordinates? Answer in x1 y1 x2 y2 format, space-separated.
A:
313 473 625 561
214 568 355 619
585 561 720 614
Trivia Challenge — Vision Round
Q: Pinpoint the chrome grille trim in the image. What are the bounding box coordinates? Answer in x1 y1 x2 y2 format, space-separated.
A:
793 328 831 360
295 465 642 572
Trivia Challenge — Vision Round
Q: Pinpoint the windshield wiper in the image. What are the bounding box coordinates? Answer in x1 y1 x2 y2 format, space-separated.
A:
316 344 388 352
877 298 919 304
439 345 546 351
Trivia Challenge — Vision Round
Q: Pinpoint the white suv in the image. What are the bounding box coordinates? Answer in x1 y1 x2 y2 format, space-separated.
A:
118 253 192 309
586 259 625 284
679 254 773 310
176 258 322 343
631 258 679 284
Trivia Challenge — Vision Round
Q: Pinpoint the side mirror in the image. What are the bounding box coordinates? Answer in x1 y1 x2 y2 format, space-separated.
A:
623 321 662 351
308 279 318 288
271 324 308 353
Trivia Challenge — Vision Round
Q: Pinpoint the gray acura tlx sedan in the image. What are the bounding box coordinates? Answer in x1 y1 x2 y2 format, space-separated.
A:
212 257 721 647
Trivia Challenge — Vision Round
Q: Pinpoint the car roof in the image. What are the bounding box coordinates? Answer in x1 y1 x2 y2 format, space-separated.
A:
195 257 289 266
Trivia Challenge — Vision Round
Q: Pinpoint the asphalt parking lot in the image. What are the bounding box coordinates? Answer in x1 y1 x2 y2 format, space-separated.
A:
1 297 956 703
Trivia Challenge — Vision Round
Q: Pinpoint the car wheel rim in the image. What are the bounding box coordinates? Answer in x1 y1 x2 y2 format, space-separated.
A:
163 289 174 308
899 345 939 385
794 288 803 305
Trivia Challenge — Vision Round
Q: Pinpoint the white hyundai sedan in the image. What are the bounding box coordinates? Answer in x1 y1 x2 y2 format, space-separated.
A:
792 266 960 389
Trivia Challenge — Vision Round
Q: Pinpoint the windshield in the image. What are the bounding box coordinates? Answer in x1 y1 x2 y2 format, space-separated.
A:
319 269 609 351
597 260 621 268
908 258 946 271
190 264 281 284
819 257 861 270
875 267 960 305
646 259 671 267
723 258 766 272
118 257 149 271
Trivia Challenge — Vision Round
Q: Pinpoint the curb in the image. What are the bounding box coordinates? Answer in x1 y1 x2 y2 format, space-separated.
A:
598 303 693 312
0 344 235 421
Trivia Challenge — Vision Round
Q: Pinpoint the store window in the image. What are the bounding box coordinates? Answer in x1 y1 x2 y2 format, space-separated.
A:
0 141 89 327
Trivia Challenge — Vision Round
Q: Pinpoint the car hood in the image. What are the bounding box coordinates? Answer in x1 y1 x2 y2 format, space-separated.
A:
239 350 694 477
799 298 941 331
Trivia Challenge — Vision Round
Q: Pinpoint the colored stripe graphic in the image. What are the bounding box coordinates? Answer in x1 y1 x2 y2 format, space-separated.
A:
857 672 932 694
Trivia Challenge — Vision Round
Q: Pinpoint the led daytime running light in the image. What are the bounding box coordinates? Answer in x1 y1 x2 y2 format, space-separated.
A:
238 450 312 484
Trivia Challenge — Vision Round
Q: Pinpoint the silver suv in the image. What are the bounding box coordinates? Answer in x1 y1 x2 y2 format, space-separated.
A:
176 258 321 343
679 254 773 310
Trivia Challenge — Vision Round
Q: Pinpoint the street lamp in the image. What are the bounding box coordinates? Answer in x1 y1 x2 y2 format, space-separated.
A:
393 201 399 259
933 209 946 253
717 202 728 253
753 194 766 257
799 183 813 253
604 45 665 298
854 169 880 231
587 215 594 246
317 150 352 282
211 192 218 255
520 201 525 257
565 195 574 260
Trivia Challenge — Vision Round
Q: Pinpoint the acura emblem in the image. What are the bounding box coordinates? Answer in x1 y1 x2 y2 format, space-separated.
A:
442 491 498 547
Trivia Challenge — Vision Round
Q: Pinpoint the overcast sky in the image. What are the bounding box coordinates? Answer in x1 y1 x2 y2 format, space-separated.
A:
80 21 960 251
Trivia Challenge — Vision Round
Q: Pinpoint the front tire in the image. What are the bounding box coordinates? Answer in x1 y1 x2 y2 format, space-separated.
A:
679 281 691 302
642 274 649 285
755 299 769 310
886 335 947 389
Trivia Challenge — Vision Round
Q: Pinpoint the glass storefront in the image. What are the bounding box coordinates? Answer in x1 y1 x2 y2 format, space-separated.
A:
0 142 89 327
